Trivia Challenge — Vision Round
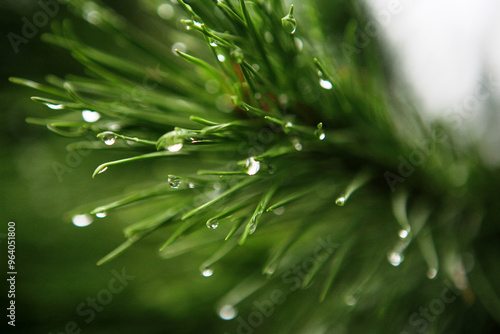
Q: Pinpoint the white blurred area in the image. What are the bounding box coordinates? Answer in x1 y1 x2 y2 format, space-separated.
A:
363 0 500 165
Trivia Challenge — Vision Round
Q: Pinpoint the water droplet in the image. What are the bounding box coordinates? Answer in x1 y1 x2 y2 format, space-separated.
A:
188 182 195 189
345 295 357 306
292 138 302 151
283 121 293 134
72 214 93 227
172 42 186 55
160 129 186 152
387 251 404 266
101 132 116 146
206 218 219 229
45 103 64 110
248 222 257 235
294 37 303 51
398 229 409 239
427 268 438 279
83 7 102 25
244 157 260 175
168 175 181 189
319 78 333 90
201 267 213 277
273 206 285 216
98 166 108 174
95 211 107 218
205 79 220 94
252 63 260 71
219 305 237 320
109 123 121 131
183 19 193 30
209 39 218 47
157 3 174 20
217 54 226 62
230 47 244 64
82 110 100 123
315 124 326 140
167 143 183 152
265 262 278 276
193 21 203 28
281 5 297 34
335 196 346 206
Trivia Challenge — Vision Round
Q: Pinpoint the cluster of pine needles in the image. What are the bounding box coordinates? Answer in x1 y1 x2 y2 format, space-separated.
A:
12 0 500 332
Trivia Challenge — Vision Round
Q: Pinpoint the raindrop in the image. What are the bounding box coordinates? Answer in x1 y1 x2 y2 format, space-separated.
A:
292 138 302 151
209 39 218 47
248 222 257 235
160 129 186 152
398 229 409 239
427 268 438 279
273 206 285 216
244 157 260 175
84 9 101 25
345 295 357 306
167 143 183 152
217 54 226 62
101 132 116 146
172 42 186 55
168 175 181 189
201 267 213 277
319 78 333 90
206 218 219 230
157 3 174 20
109 123 121 131
82 110 100 123
281 5 297 34
294 37 303 51
387 251 404 266
315 123 326 140
188 182 195 189
45 103 64 110
72 214 93 227
335 196 346 206
265 262 278 276
205 79 220 94
219 305 237 320
252 63 260 71
95 211 107 218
